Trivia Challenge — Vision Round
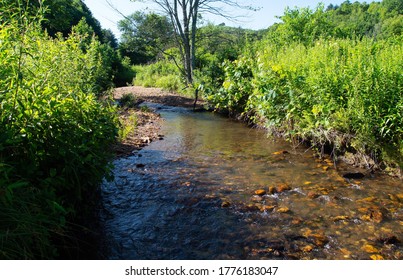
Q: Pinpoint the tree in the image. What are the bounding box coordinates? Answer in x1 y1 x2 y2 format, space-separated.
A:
7 0 105 39
118 11 174 64
130 0 254 86
271 4 336 46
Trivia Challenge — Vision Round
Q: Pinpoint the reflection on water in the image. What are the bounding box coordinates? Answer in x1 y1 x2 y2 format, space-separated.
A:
100 104 402 260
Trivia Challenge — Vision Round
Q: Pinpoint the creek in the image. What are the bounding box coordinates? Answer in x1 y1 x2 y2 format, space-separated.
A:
99 104 402 260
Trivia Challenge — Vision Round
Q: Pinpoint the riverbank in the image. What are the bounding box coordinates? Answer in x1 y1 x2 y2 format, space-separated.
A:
111 86 401 178
100 95 402 260
111 86 205 157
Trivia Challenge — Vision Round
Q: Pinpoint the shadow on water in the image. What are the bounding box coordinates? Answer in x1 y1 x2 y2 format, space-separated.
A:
99 104 402 260
100 155 256 260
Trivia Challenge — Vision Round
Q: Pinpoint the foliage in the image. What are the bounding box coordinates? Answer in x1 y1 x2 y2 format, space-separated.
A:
118 11 174 65
265 1 403 46
120 93 138 108
7 0 105 39
131 24 262 94
205 35 403 167
118 113 138 141
0 2 118 259
132 59 184 92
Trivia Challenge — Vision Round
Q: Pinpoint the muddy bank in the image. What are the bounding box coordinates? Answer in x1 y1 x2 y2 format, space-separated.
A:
111 86 401 178
114 86 205 108
111 86 204 157
100 100 403 260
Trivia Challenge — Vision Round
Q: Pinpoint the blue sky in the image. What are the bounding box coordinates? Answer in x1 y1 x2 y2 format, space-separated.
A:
83 0 364 38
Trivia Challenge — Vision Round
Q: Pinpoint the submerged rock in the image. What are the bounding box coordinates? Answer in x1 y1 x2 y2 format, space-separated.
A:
370 254 384 260
251 195 264 202
362 244 379 253
307 191 320 199
343 172 365 179
277 183 291 193
268 186 277 194
255 189 267 196
277 207 290 213
359 207 384 223
221 201 231 208
374 234 400 245
333 216 350 222
302 245 314 252
302 229 329 247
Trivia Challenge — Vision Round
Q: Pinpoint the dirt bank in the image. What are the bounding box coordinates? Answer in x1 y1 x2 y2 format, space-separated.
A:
111 86 204 157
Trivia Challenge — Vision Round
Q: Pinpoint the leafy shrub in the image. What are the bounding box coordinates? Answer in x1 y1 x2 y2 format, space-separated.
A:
132 60 185 91
120 93 138 108
205 36 403 168
0 3 118 259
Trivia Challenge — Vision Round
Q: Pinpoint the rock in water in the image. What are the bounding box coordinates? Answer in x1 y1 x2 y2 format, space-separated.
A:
255 189 266 196
277 183 291 193
342 172 365 179
221 201 231 208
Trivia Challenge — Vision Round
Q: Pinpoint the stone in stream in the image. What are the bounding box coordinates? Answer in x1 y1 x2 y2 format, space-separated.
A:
370 254 384 260
374 234 400 245
255 189 266 196
268 186 277 194
241 203 260 212
342 172 365 179
333 216 350 222
277 183 291 193
361 244 379 253
307 191 320 199
359 206 384 223
251 195 264 202
302 245 314 252
277 207 290 213
302 229 329 247
221 201 231 208
260 205 275 212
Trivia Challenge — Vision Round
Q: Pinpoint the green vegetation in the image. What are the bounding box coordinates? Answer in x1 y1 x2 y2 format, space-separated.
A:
1 0 402 259
207 37 402 168
203 1 403 170
131 1 402 170
0 0 119 259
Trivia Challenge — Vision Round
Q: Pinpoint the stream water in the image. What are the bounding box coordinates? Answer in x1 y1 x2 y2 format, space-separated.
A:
99 104 402 260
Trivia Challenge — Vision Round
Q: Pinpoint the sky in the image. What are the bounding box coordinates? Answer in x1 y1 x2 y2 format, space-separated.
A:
83 0 363 39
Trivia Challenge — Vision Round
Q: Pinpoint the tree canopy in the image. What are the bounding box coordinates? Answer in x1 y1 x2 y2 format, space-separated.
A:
118 11 175 64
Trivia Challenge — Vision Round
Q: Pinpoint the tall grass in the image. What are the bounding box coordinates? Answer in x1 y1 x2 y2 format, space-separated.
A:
0 2 118 258
206 36 403 168
132 60 184 91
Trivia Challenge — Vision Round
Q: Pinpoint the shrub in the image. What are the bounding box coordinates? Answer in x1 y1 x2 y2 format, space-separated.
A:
205 36 403 168
0 3 118 259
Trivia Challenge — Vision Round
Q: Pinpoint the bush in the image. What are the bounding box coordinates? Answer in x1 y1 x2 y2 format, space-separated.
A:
0 4 118 259
205 36 403 168
132 60 184 91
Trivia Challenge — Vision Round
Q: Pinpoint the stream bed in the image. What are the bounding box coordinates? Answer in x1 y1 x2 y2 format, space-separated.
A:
99 104 402 260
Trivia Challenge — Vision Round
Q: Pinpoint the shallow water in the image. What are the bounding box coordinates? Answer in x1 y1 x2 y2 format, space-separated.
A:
100 104 402 260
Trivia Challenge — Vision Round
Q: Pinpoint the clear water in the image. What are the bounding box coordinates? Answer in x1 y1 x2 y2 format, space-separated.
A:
99 104 402 260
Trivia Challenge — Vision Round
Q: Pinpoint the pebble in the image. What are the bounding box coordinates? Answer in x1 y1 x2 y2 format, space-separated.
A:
370 254 384 260
221 201 231 208
302 245 314 252
333 216 350 222
277 207 290 213
255 189 266 196
277 183 291 193
362 244 379 253
268 186 277 194
308 191 320 199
